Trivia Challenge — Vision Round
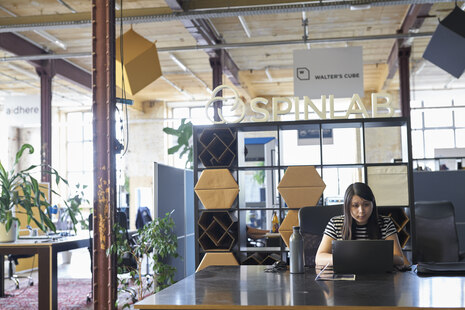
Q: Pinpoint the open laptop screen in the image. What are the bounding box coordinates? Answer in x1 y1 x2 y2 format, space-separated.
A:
332 240 393 274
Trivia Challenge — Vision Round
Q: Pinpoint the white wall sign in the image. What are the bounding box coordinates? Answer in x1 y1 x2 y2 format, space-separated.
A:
293 47 364 98
3 95 40 127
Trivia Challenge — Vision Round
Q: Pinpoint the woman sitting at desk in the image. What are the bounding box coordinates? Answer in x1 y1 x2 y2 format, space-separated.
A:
315 182 409 268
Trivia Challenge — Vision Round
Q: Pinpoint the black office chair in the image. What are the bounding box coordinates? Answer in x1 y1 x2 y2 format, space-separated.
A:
135 206 152 230
298 205 343 267
7 254 34 289
413 201 465 263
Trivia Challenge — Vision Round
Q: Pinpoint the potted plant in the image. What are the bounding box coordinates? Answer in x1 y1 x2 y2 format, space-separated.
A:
59 183 89 232
0 143 70 242
163 118 193 169
108 211 179 307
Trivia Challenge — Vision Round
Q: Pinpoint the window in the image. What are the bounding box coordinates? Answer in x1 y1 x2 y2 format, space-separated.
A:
411 90 465 170
66 111 93 205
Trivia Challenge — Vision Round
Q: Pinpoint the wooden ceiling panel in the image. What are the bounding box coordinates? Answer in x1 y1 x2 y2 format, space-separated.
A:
0 1 463 107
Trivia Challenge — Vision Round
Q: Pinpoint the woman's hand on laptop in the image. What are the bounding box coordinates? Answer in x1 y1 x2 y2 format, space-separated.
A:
315 235 334 267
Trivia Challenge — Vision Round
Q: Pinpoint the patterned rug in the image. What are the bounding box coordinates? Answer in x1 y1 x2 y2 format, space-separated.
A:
0 277 142 309
0 278 92 310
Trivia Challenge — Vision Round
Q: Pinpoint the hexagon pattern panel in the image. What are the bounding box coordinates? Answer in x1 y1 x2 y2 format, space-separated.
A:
277 166 326 208
278 210 299 248
198 211 237 251
196 252 239 272
195 169 239 209
197 128 237 168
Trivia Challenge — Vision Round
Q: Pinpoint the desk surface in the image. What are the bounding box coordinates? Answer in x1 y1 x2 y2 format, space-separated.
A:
0 234 89 247
135 265 465 309
0 234 89 310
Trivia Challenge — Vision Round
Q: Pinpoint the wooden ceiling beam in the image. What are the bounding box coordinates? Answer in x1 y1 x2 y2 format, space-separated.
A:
0 32 91 89
385 4 433 81
166 1 241 88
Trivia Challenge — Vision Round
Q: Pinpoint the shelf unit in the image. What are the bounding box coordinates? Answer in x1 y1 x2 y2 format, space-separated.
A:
193 117 414 268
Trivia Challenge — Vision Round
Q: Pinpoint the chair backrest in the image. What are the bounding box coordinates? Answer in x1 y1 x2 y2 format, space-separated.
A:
298 205 343 267
135 206 152 230
413 201 460 263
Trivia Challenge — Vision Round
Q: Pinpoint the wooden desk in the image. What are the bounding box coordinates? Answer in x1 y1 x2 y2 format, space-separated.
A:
0 235 89 310
135 265 465 309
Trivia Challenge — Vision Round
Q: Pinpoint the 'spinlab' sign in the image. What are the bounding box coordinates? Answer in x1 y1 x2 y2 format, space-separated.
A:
205 85 394 124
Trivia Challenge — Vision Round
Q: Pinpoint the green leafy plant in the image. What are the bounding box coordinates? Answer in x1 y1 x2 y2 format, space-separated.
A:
253 162 265 186
60 183 89 231
0 143 70 233
163 118 193 169
108 212 179 307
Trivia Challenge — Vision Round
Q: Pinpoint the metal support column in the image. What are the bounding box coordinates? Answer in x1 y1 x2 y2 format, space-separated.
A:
210 52 222 122
36 60 55 184
398 46 411 118
92 0 117 309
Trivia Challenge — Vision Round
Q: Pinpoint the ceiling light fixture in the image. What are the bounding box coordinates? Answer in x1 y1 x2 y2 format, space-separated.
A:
238 16 252 38
56 0 76 13
169 53 187 72
34 30 67 50
0 5 16 16
444 77 455 89
350 4 371 10
162 76 195 100
415 62 426 75
265 67 273 82
169 53 212 94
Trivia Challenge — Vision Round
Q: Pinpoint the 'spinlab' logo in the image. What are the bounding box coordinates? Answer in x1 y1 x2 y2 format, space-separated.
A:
205 85 394 124
205 85 245 124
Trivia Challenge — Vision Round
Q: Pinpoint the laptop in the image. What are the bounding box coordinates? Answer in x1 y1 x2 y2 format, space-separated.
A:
332 240 393 274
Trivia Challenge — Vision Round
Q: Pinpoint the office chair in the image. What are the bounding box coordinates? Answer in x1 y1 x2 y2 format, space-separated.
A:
413 201 465 263
298 205 343 267
7 254 34 289
246 225 268 247
135 206 152 230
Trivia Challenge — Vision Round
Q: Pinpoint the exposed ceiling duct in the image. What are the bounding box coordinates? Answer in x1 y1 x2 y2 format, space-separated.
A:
0 31 433 62
0 0 456 33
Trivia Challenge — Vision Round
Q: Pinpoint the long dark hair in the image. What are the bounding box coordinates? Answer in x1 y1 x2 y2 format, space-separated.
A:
342 182 381 240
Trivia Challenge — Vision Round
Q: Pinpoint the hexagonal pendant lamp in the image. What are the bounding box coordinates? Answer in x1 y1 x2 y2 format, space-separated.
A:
115 29 162 96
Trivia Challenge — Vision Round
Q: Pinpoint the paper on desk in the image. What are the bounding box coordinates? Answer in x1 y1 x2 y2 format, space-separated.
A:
316 272 356 281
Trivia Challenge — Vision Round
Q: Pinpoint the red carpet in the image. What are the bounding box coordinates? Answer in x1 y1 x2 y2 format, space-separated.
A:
0 278 92 310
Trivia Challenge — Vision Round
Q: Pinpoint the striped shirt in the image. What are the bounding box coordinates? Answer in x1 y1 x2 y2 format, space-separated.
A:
324 215 397 240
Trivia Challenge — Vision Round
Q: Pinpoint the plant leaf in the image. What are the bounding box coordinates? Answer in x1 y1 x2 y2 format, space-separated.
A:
167 145 182 154
162 127 180 136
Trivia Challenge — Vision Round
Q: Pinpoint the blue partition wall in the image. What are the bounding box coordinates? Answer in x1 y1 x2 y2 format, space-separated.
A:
154 163 195 281
413 170 465 251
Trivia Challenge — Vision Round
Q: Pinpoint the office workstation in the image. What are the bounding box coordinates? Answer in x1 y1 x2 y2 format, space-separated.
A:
1 1 465 309
0 236 89 310
135 265 465 309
